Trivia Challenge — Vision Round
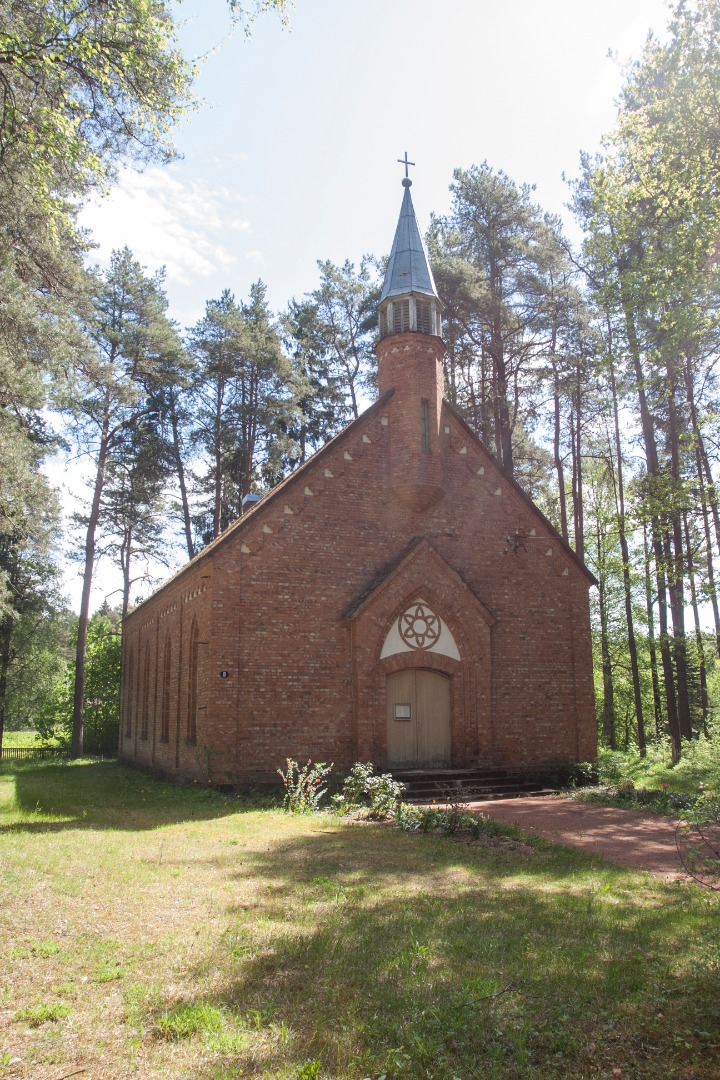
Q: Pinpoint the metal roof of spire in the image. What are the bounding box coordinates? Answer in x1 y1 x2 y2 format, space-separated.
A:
380 176 439 303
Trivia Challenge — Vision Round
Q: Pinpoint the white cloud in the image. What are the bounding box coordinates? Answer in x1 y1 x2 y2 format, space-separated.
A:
80 167 249 285
245 249 265 264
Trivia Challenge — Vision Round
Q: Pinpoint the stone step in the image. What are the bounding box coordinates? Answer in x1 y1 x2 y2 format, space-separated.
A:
390 766 559 804
392 767 523 781
403 787 541 802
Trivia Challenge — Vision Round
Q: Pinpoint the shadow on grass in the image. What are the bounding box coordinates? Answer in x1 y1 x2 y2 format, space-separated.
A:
172 825 720 1080
0 759 276 833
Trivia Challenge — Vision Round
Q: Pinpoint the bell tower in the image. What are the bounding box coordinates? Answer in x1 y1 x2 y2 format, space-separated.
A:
377 162 445 511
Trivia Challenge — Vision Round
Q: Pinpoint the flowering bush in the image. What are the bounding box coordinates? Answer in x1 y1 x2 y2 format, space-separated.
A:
333 762 405 819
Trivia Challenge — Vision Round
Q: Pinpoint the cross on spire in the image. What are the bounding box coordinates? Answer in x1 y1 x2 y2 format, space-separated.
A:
397 151 415 184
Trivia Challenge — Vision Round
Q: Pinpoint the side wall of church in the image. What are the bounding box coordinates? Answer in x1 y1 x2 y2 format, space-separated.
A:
119 559 216 782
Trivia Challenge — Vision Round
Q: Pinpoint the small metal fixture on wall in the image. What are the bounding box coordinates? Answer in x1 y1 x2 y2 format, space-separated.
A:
503 530 555 558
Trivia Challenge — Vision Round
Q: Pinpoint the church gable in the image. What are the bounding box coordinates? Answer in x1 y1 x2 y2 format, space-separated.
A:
345 538 495 633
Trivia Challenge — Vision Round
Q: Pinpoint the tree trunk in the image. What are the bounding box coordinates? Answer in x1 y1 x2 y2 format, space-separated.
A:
71 395 112 759
0 619 12 754
120 524 132 621
575 366 585 561
552 363 569 544
652 521 683 762
596 521 616 749
664 352 692 740
643 521 664 740
695 451 720 659
683 511 709 735
616 273 681 759
606 339 646 754
682 352 720 656
490 303 513 477
169 394 195 561
213 380 223 540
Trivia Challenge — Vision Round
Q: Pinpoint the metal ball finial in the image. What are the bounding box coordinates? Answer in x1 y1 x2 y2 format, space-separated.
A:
402 177 412 188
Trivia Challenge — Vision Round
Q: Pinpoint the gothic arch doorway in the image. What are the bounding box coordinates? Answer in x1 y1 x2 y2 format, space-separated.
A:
386 669 451 769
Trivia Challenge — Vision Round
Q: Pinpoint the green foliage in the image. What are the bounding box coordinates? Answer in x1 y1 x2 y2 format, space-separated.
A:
277 759 332 813
2 615 72 733
36 612 121 756
574 733 720 817
577 783 698 817
0 1 194 225
394 801 504 840
596 736 720 794
0 501 70 741
294 1061 321 1080
574 0 720 759
676 793 720 890
13 1002 71 1027
188 283 293 547
156 1002 224 1040
333 762 405 819
82 250 190 615
430 161 583 490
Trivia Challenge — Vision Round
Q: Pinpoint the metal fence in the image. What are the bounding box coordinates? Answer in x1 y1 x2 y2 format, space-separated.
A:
0 746 66 761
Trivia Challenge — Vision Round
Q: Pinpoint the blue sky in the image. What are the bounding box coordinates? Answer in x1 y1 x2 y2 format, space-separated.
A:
81 0 672 329
69 0 673 612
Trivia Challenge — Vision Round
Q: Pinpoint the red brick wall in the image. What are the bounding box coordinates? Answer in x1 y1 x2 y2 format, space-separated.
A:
120 330 596 785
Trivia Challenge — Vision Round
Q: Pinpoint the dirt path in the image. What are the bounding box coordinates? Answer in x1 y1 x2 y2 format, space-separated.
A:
467 795 686 879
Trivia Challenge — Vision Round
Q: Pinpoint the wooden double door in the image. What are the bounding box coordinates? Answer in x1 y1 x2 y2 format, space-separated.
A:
386 669 451 769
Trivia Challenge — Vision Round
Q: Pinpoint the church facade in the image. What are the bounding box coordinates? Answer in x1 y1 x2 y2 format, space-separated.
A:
119 179 596 786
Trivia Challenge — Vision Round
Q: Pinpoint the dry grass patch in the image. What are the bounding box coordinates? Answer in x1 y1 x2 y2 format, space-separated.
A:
1 760 719 1079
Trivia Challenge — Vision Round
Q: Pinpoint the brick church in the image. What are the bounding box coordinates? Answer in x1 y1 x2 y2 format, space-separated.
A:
119 176 596 786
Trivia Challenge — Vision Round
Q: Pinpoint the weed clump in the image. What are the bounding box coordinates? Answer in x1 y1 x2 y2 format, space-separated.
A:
156 1002 224 1040
277 759 333 813
14 1002 71 1027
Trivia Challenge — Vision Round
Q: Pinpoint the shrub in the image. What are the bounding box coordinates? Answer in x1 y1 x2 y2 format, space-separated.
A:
542 759 599 787
36 612 121 755
333 762 405 819
277 759 332 813
676 795 720 890
394 801 423 831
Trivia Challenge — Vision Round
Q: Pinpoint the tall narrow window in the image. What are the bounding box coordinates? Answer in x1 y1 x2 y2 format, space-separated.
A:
141 645 151 740
421 398 430 453
187 622 199 744
124 651 134 737
160 633 171 743
417 300 431 334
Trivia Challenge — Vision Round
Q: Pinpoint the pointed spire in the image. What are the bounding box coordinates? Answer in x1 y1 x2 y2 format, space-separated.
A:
380 180 438 303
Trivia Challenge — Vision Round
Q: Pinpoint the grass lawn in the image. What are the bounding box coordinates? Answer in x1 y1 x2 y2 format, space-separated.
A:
1 732 42 749
1 761 719 1079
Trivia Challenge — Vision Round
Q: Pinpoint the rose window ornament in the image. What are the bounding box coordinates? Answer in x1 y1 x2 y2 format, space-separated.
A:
398 601 441 651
